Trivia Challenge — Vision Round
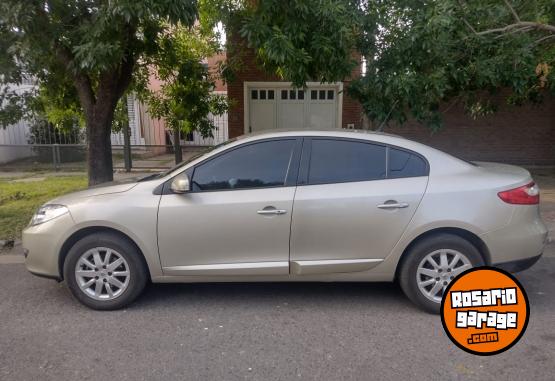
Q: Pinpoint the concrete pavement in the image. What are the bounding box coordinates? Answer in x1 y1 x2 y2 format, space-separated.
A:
0 255 554 380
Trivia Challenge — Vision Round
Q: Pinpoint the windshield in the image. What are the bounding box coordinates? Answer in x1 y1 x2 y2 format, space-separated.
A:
137 138 237 182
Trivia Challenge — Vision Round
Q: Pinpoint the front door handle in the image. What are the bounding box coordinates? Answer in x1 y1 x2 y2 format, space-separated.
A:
257 207 287 215
377 202 409 210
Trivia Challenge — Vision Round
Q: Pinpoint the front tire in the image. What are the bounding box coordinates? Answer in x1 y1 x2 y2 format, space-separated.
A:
63 232 147 310
398 233 484 314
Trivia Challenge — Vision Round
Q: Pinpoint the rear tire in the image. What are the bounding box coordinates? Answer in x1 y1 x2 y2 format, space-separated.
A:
63 232 147 310
398 233 484 314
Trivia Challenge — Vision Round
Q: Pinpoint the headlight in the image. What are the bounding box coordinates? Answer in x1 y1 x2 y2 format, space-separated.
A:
30 204 69 226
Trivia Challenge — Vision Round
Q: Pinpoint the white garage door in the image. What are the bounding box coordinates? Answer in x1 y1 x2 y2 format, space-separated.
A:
247 85 340 133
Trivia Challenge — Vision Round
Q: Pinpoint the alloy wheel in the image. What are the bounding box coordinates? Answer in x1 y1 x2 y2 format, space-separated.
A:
416 249 472 303
74 247 130 301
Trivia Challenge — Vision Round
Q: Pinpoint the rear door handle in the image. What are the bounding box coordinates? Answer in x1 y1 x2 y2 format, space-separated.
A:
257 208 287 215
377 202 409 210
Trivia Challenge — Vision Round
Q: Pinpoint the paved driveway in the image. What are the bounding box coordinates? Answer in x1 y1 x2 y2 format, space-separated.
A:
0 253 553 380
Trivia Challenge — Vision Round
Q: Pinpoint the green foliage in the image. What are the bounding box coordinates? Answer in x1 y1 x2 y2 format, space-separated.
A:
201 0 370 87
0 0 198 129
3 0 551 147
349 0 555 130
138 26 228 137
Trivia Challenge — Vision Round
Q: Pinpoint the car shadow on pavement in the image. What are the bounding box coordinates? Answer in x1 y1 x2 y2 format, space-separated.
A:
132 281 421 312
130 256 555 314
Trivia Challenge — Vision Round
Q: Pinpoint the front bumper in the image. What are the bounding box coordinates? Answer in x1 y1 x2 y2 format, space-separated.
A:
22 212 74 279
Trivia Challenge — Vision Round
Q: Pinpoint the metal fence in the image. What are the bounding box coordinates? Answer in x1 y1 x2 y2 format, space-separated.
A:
0 143 210 172
0 94 228 172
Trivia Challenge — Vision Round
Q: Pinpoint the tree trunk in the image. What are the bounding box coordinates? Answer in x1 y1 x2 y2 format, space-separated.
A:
64 51 134 186
86 114 114 186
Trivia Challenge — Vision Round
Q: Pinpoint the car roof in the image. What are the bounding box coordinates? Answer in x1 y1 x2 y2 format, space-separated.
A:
234 128 424 150
235 128 401 141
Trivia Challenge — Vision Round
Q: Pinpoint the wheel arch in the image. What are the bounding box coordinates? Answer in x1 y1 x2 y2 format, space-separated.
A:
394 227 491 280
58 226 151 281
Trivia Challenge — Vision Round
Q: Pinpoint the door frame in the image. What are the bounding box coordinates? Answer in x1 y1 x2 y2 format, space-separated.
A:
243 81 343 134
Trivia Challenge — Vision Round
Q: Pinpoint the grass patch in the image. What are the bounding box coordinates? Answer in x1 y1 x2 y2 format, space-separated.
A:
0 176 87 240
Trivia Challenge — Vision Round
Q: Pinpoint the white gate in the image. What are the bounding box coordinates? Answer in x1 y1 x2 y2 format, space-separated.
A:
246 82 342 134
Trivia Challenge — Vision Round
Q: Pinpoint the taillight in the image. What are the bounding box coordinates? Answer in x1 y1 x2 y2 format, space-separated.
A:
497 182 539 205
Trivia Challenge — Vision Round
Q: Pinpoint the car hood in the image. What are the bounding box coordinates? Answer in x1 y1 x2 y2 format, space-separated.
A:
49 180 139 205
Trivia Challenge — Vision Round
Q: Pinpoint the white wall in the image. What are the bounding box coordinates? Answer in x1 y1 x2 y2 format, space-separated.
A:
0 82 36 163
110 95 145 146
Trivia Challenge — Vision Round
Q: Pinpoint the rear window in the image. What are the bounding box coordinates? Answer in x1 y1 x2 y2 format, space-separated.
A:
308 139 386 184
388 148 428 178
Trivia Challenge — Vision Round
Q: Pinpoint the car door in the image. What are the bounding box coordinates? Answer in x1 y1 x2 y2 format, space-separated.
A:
289 138 429 275
158 138 302 276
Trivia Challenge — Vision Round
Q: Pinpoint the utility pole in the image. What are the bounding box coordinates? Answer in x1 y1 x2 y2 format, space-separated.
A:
173 129 182 164
123 124 132 172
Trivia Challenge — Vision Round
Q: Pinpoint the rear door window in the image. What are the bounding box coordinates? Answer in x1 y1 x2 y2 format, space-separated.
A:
308 139 386 184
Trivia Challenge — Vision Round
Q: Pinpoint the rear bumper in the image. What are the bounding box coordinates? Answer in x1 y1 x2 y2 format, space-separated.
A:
494 254 542 273
480 207 548 265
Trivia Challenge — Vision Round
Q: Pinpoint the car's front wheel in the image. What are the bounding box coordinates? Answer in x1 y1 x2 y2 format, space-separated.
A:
398 233 484 314
63 232 148 310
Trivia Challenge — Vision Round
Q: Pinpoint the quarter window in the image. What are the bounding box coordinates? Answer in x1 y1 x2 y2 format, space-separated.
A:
308 139 386 184
388 148 428 178
192 140 296 191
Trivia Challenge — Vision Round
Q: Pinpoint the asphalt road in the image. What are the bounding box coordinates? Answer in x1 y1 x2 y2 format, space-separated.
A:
0 255 554 381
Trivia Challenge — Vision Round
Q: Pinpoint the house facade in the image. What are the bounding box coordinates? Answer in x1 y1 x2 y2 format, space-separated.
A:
226 44 555 165
226 45 363 140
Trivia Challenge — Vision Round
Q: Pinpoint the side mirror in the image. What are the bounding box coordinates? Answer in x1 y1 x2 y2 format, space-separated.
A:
170 174 190 194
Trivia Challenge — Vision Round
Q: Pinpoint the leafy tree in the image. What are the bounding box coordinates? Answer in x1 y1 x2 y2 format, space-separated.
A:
0 0 197 185
137 26 228 145
2 0 368 185
349 0 555 130
200 0 371 87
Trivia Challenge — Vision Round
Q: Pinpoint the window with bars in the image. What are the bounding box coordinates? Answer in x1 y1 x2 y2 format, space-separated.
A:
253 88 334 101
280 89 307 100
310 89 335 100
251 89 275 100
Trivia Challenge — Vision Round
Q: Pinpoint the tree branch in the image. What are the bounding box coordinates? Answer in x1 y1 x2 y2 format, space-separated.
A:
503 0 520 23
532 34 555 46
462 18 478 34
54 44 96 114
96 23 137 112
476 21 555 36
376 100 398 132
493 26 533 39
33 2 96 114
115 24 138 99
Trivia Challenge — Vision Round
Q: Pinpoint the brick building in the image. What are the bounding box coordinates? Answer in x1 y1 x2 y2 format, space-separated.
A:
225 43 554 165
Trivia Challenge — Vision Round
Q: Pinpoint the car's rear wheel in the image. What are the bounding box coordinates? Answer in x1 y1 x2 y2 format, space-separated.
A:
398 233 484 314
63 232 147 310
